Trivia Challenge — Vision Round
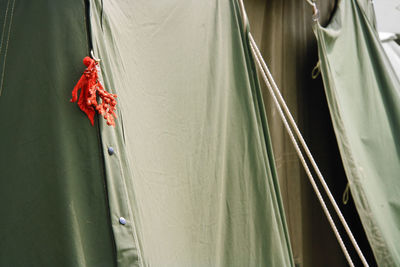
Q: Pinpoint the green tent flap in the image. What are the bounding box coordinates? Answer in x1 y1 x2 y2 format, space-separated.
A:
0 1 116 266
90 0 293 266
314 0 400 265
0 0 293 266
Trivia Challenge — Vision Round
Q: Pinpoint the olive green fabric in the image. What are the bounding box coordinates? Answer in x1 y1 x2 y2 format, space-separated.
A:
0 0 116 266
314 0 400 265
0 0 293 266
89 0 293 266
245 1 354 266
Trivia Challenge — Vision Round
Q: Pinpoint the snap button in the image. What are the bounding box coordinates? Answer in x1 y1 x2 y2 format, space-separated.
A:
119 217 127 225
108 147 115 155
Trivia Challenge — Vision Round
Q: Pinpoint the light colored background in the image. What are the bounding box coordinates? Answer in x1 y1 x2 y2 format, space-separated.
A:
374 0 400 33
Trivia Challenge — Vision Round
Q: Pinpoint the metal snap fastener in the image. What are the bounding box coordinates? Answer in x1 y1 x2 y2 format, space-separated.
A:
119 217 127 225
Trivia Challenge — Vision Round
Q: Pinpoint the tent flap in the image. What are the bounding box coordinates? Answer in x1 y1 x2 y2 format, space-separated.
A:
314 0 400 265
0 1 116 266
0 0 294 266
89 0 293 266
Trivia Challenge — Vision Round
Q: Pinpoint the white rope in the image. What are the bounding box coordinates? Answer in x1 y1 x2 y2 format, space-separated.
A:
237 0 248 33
248 39 355 267
304 0 319 21
237 0 368 265
304 0 316 6
248 34 369 267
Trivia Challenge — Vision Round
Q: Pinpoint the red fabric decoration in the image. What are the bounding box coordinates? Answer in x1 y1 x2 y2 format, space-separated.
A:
71 56 117 126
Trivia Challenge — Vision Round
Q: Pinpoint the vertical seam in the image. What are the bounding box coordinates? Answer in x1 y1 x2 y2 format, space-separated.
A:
0 0 11 54
83 0 92 51
86 0 145 266
83 0 89 52
100 0 104 31
91 1 144 265
96 113 118 267
0 0 15 96
84 0 118 266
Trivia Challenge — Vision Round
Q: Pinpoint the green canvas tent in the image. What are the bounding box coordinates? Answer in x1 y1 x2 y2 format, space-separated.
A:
1 0 400 266
0 0 293 266
315 0 400 265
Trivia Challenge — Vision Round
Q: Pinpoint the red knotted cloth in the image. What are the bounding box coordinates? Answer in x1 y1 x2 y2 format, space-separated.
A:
71 56 117 126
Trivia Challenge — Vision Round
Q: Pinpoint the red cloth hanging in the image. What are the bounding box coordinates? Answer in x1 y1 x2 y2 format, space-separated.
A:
71 56 117 126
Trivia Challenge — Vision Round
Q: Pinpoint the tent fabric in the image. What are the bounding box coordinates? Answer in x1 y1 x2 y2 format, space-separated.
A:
314 0 400 265
244 1 366 266
0 1 116 266
0 0 293 266
89 0 293 266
